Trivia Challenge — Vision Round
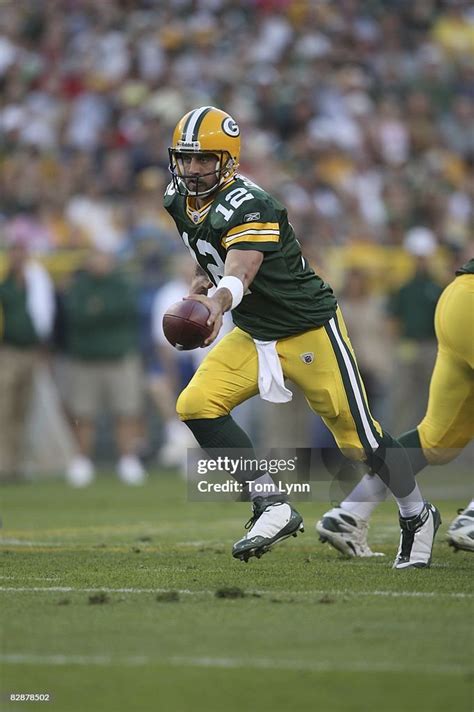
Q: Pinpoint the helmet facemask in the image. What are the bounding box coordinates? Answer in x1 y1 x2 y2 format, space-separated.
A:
168 147 236 198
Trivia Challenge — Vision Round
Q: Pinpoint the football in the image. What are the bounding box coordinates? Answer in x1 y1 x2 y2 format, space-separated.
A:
162 299 212 350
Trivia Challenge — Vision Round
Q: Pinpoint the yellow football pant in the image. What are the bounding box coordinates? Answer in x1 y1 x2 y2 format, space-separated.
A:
177 308 383 458
418 274 474 464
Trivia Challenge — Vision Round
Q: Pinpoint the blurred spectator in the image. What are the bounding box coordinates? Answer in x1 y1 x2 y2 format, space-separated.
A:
62 250 146 487
150 254 197 470
0 237 55 479
387 227 444 432
0 0 471 256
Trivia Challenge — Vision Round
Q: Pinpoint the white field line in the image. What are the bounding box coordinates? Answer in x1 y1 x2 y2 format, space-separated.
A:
176 540 223 547
0 586 472 599
0 539 71 547
0 653 469 676
0 538 227 549
0 576 59 581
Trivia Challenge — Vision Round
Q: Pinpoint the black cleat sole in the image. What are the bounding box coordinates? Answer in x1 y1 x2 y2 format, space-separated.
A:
233 524 304 562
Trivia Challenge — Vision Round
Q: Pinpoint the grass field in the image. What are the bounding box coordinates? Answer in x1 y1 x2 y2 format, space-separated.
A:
0 472 472 712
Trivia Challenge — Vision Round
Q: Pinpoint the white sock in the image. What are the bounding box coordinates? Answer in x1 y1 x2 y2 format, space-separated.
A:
467 499 474 512
340 473 388 521
396 483 424 519
249 473 280 500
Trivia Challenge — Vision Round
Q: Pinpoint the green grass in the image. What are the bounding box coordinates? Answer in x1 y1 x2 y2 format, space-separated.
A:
0 474 473 712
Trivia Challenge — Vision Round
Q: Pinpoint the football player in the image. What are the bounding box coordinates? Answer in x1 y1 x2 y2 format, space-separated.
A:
164 106 440 568
317 258 474 555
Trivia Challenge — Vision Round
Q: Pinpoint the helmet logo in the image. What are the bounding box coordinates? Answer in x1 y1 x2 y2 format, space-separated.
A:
222 117 240 137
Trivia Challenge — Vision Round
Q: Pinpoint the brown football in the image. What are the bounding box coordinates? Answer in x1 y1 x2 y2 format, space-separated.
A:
162 299 212 350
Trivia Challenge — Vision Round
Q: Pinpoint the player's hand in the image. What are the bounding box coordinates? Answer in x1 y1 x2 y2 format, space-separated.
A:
189 275 213 296
184 292 229 346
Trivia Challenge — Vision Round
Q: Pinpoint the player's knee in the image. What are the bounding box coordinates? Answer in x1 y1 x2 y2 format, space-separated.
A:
176 385 206 420
422 446 456 466
176 384 227 420
418 423 463 465
340 446 366 462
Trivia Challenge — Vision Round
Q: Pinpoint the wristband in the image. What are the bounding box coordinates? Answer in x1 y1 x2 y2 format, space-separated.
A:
218 276 244 310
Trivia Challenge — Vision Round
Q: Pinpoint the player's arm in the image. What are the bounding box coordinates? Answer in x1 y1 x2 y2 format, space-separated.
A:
189 263 213 296
188 249 263 345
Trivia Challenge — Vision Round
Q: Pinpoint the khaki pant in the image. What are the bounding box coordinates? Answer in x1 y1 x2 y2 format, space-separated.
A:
0 345 38 476
63 355 144 419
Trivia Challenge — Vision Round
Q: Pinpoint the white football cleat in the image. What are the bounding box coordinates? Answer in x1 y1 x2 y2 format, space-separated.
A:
393 502 441 569
66 456 95 488
232 497 304 561
117 456 147 486
316 506 384 557
446 506 474 552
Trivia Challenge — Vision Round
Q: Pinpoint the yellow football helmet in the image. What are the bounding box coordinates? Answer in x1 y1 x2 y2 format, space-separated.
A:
168 106 241 197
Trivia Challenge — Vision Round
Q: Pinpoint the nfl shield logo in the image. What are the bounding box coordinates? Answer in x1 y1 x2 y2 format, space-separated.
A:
192 212 200 224
300 352 314 364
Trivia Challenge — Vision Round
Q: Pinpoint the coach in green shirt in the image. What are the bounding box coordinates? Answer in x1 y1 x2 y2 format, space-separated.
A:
63 250 146 488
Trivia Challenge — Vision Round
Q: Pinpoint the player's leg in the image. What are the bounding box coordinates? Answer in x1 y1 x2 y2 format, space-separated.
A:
177 327 303 560
276 321 384 556
417 308 474 553
176 327 259 450
399 275 473 469
339 278 474 549
332 276 474 551
416 345 473 551
416 276 474 463
395 349 474 553
280 309 440 568
279 318 388 556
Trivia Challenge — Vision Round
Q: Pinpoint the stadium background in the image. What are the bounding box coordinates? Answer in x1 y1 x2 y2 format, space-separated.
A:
0 0 472 473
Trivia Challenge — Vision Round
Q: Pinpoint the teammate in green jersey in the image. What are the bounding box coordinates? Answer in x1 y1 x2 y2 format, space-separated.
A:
164 105 440 568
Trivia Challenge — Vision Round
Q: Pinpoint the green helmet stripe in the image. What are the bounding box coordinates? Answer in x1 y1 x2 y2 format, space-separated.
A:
182 106 213 144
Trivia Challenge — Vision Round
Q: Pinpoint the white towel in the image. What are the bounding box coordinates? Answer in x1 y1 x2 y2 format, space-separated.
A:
254 339 293 403
24 260 55 341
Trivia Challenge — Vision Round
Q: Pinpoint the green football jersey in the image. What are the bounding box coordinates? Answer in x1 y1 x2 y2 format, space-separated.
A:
163 174 337 340
455 258 474 276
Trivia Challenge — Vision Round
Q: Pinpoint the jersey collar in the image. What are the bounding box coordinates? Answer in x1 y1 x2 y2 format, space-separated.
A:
185 177 237 224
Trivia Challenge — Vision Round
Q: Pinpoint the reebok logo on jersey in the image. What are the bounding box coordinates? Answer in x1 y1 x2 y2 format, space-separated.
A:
300 352 314 364
244 212 261 222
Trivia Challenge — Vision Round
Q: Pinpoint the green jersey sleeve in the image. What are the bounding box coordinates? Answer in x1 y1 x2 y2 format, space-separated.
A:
210 180 283 253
